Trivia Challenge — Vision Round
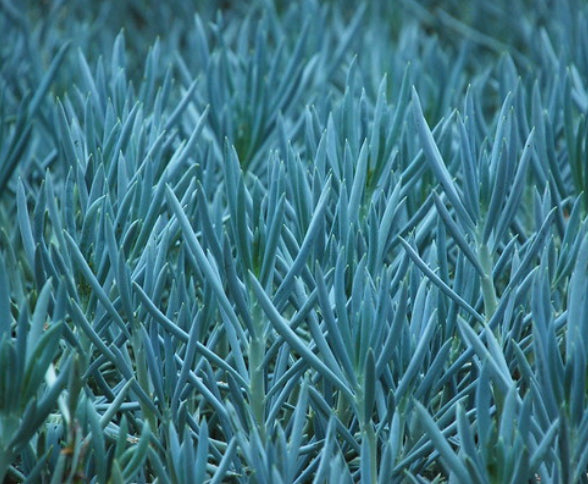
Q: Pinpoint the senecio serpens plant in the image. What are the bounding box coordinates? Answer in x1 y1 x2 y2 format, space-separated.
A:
2 0 588 482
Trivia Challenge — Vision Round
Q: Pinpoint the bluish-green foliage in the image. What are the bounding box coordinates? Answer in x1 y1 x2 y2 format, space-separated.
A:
1 0 588 482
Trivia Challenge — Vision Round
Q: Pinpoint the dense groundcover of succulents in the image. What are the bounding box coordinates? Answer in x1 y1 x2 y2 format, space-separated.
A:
2 0 588 482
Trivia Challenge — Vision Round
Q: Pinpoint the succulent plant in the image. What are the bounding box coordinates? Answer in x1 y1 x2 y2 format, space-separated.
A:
1 0 588 482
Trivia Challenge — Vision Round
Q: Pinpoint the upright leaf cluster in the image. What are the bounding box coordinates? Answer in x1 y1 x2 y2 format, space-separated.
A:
2 1 588 482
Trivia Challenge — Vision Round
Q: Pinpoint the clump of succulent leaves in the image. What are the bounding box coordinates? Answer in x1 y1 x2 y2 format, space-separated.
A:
2 0 588 482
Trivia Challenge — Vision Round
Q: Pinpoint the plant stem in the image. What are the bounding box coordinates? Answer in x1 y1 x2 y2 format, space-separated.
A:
132 331 156 431
478 242 498 318
365 424 377 484
249 300 266 441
